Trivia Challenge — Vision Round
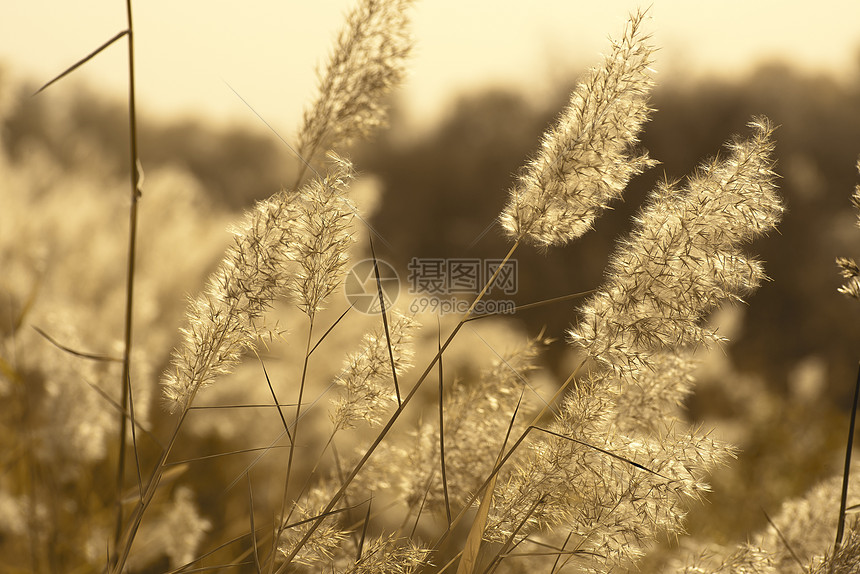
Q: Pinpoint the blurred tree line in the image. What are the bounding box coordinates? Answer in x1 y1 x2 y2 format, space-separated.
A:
4 60 860 411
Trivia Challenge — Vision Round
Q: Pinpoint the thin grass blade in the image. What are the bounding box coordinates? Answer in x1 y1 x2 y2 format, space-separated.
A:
369 235 401 404
34 29 128 95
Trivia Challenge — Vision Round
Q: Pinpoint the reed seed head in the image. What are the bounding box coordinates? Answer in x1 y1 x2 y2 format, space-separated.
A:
500 10 656 248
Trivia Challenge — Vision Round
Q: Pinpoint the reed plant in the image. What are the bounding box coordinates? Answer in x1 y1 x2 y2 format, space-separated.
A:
2 1 859 572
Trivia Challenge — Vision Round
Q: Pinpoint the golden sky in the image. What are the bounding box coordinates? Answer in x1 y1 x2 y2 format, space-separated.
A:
3 1 860 133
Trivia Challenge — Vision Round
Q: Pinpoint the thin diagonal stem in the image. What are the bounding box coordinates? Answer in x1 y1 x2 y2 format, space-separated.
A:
464 290 596 322
438 320 452 525
32 325 122 362
270 318 315 572
762 507 804 571
370 236 401 404
248 473 261 573
282 320 314 495
34 29 128 95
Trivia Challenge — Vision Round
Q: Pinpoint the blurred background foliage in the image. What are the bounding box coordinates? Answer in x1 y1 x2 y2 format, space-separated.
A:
3 56 860 547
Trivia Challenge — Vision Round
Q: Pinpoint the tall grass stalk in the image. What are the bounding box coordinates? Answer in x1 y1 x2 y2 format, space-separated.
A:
31 0 145 564
114 0 142 558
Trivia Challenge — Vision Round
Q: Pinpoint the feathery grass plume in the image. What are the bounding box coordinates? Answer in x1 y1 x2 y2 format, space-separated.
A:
10 317 118 474
331 311 417 431
570 117 783 374
344 334 548 529
807 520 860 574
499 10 656 248
669 471 860 573
430 336 546 505
837 158 860 299
162 158 355 413
613 351 697 435
755 471 860 572
290 152 356 319
297 0 414 168
487 362 734 572
339 534 430 573
837 256 860 300
126 486 212 569
161 487 212 567
277 483 349 568
676 544 775 574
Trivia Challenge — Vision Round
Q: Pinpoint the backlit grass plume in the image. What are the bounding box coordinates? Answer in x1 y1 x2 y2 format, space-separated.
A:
276 482 349 567
370 334 547 516
162 157 355 412
339 534 429 573
670 472 860 573
570 117 783 374
331 311 417 430
837 158 860 299
297 0 414 170
486 355 734 572
290 153 357 319
485 119 780 571
500 10 656 248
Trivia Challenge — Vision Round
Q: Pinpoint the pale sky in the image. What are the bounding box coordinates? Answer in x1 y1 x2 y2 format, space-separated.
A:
2 1 859 134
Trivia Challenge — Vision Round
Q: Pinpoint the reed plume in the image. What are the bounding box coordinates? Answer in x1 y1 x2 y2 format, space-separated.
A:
277 482 349 567
499 9 656 248
162 157 355 412
297 0 415 170
289 153 357 319
331 311 417 431
670 472 860 573
7 0 834 570
340 535 429 573
570 117 783 374
487 357 735 572
837 158 860 299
